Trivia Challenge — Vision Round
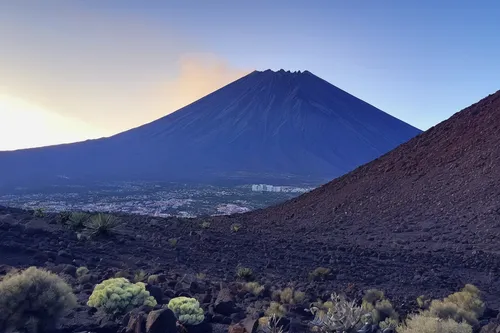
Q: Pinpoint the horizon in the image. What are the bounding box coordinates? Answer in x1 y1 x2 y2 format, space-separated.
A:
1 1 499 150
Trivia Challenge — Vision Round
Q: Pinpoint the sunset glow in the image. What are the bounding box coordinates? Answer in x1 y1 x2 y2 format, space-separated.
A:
0 95 108 151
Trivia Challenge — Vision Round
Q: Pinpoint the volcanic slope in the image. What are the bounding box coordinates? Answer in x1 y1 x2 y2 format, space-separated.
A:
0 69 421 189
242 90 500 255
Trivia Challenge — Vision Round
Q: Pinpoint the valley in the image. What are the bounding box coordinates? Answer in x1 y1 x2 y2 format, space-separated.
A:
0 181 315 217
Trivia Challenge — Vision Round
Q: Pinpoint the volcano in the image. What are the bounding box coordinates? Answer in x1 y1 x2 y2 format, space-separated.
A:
0 69 421 189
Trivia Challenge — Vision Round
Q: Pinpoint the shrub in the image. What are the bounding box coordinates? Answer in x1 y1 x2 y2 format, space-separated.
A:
310 293 364 333
57 211 71 224
231 223 242 232
279 287 305 305
0 266 77 333
244 282 265 296
87 277 157 315
33 208 45 218
168 238 178 247
76 266 89 277
236 267 253 281
133 270 147 283
309 267 331 281
167 297 205 325
86 213 119 237
397 313 472 333
362 289 385 305
201 221 211 229
443 284 484 318
417 295 431 309
265 302 287 318
428 284 485 326
260 314 286 333
361 289 398 324
147 274 160 285
428 300 478 326
68 212 89 230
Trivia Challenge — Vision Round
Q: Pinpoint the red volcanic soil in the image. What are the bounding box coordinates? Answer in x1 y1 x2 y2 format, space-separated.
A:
243 90 500 255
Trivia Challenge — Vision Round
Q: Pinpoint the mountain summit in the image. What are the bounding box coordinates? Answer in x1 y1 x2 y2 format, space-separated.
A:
0 69 421 189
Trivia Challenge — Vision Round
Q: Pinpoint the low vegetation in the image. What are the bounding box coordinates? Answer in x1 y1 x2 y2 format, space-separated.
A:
0 261 491 333
231 223 242 232
87 277 157 315
397 313 472 333
236 266 253 280
86 213 119 237
0 267 77 333
309 266 331 281
68 212 90 230
167 296 205 325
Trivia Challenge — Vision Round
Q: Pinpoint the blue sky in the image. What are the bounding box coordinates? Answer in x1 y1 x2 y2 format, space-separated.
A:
0 0 499 149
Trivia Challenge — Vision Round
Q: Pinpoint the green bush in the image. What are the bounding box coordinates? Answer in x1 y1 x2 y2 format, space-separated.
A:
87 277 156 314
167 297 205 325
231 223 241 232
244 282 265 296
278 287 305 305
310 293 364 333
236 267 253 280
68 212 89 230
147 274 160 285
33 208 45 218
76 266 89 278
86 213 119 237
133 270 147 283
265 301 287 318
428 284 484 326
361 289 398 324
397 313 472 333
0 266 77 333
309 267 331 281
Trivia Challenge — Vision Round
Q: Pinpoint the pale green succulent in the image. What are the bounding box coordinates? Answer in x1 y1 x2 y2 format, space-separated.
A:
87 277 157 314
167 296 205 325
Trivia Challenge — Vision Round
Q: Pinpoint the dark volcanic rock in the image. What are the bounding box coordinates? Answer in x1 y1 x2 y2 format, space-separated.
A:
214 289 237 316
145 308 177 333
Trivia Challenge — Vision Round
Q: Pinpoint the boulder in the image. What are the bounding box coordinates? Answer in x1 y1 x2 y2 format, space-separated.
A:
146 308 177 333
125 310 146 333
214 289 237 316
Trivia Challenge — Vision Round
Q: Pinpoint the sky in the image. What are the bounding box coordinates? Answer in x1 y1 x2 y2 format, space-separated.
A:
0 0 499 151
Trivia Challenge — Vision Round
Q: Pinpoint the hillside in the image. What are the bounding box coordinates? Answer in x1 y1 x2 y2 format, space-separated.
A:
0 69 421 189
241 90 500 255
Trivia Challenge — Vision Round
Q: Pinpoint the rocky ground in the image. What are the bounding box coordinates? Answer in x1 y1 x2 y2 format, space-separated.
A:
1 205 499 332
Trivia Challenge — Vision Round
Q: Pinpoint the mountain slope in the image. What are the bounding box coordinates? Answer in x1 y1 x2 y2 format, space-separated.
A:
0 69 421 189
242 90 500 254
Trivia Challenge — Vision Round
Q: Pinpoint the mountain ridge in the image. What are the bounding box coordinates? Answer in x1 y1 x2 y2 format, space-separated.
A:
0 69 421 189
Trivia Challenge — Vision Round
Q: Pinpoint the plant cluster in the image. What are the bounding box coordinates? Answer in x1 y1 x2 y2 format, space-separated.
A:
309 293 365 333
309 267 331 281
244 282 265 296
231 223 242 232
236 267 253 280
86 213 119 237
33 207 45 218
361 289 399 325
265 302 288 318
397 284 484 333
274 287 305 305
167 296 205 325
0 267 77 333
87 277 157 315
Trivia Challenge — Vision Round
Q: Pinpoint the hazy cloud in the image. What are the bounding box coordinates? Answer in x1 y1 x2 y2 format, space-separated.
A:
0 1 250 149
